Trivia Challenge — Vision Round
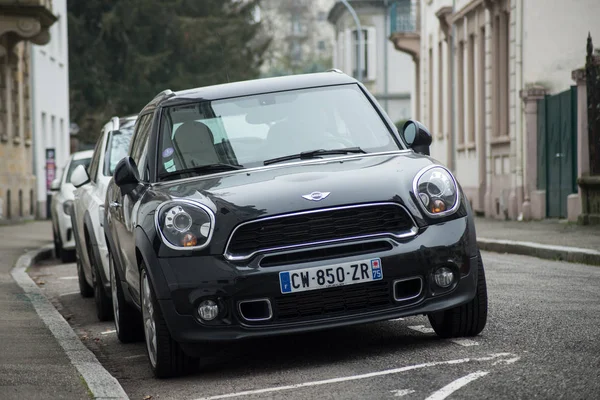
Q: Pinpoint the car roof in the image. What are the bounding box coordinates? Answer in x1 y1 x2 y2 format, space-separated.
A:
149 71 358 109
71 150 94 160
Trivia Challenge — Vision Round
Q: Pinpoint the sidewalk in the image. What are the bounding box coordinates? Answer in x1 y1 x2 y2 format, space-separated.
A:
475 217 600 266
0 221 89 400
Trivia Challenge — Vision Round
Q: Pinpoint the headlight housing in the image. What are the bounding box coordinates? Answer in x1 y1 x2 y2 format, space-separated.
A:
63 200 73 215
413 165 459 217
155 200 215 250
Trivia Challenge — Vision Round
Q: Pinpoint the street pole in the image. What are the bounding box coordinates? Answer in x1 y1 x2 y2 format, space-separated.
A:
340 0 363 82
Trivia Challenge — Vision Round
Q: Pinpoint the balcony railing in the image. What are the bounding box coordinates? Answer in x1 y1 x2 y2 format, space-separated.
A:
390 0 418 34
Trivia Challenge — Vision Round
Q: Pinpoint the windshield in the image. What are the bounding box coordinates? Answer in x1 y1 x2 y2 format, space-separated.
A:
157 84 400 178
104 122 135 175
65 158 91 183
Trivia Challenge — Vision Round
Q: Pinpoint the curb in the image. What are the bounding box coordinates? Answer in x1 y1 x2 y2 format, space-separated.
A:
477 238 600 266
11 244 129 400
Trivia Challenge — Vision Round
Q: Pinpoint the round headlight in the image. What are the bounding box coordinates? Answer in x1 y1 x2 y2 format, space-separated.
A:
156 201 215 250
414 166 459 217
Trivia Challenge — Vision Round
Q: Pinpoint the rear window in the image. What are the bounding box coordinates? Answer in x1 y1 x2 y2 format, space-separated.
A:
104 124 135 175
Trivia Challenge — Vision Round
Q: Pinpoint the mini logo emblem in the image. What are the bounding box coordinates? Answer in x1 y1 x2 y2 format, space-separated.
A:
302 191 331 201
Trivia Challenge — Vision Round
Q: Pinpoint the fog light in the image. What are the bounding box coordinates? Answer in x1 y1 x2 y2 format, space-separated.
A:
198 300 219 321
433 267 454 288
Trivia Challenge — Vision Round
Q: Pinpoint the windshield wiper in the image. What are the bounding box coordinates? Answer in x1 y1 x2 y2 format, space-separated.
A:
263 147 367 166
159 163 243 181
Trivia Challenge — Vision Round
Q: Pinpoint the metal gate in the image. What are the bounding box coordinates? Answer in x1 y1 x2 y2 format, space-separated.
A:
537 86 577 218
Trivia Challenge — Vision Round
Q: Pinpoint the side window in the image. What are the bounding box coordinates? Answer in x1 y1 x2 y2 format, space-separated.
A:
87 133 104 182
129 113 153 181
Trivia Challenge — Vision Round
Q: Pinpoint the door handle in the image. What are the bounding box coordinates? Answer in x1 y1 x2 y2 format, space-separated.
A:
109 201 121 208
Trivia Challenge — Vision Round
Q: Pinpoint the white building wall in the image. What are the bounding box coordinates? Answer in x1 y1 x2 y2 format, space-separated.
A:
31 0 70 218
414 0 600 219
330 2 413 125
522 0 600 94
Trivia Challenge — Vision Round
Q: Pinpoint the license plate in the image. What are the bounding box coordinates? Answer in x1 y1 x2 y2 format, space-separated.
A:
279 258 383 294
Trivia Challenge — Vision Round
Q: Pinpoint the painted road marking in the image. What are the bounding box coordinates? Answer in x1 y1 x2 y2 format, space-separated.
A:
59 291 81 297
449 338 479 347
193 353 516 400
408 325 479 347
101 330 116 335
124 354 146 360
390 389 416 397
408 325 434 334
59 276 78 280
424 371 489 400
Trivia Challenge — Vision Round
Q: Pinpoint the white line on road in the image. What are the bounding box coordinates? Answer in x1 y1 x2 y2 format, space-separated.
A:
390 389 416 397
408 325 434 334
449 338 479 347
124 354 146 360
59 276 78 280
101 330 116 335
193 353 514 400
424 371 489 400
59 291 81 297
408 325 479 347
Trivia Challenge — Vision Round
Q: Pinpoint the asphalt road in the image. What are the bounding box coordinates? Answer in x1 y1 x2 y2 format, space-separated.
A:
29 252 600 400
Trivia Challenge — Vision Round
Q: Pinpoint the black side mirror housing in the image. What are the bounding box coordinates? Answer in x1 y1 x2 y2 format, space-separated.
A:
114 156 140 196
402 119 433 156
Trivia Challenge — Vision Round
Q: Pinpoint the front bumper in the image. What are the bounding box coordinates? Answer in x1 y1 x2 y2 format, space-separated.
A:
145 217 478 344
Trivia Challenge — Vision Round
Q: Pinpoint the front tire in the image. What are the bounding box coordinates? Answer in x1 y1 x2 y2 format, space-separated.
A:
141 265 197 378
77 251 93 298
110 248 142 343
88 239 113 322
428 251 488 338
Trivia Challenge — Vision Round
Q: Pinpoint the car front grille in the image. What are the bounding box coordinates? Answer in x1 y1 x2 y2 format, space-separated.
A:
274 280 392 322
225 203 416 260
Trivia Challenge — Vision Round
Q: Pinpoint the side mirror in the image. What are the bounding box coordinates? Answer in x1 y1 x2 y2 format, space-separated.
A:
403 120 432 156
114 156 140 195
71 165 90 188
50 178 61 192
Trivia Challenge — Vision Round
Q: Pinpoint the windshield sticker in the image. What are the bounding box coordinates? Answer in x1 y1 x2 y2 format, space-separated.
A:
162 147 174 158
164 159 176 172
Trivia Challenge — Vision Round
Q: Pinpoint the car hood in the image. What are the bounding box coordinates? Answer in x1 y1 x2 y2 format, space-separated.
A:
150 151 442 229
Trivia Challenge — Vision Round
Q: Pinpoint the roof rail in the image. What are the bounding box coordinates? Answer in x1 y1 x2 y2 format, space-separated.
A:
328 68 345 74
154 89 173 99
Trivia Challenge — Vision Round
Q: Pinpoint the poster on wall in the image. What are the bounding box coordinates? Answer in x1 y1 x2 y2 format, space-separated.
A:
46 148 56 192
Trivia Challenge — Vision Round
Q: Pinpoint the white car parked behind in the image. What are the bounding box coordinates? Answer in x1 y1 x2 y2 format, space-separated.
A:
50 150 93 262
70 115 137 321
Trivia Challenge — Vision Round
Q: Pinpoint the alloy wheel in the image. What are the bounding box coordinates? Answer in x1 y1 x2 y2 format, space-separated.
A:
141 270 158 368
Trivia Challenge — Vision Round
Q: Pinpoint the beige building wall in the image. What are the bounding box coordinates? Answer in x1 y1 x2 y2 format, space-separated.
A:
0 41 36 221
411 0 600 220
0 1 57 221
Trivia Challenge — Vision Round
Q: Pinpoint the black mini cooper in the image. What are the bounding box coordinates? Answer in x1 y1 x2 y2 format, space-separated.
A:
105 71 487 378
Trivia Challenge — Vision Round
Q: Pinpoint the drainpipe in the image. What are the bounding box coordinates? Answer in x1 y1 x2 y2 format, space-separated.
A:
515 0 524 217
449 0 456 171
384 0 390 113
340 0 363 82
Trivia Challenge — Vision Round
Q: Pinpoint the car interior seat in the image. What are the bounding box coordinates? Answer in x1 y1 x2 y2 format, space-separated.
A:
173 121 220 168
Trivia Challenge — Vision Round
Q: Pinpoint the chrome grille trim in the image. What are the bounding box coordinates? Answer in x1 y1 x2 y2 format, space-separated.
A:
223 202 418 261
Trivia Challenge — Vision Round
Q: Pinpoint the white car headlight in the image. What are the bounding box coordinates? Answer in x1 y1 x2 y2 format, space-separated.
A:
155 200 215 250
413 166 459 217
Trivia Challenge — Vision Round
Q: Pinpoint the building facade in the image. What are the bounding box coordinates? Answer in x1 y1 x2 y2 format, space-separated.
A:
31 0 70 219
391 0 600 220
329 0 414 124
0 0 57 221
259 0 336 76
